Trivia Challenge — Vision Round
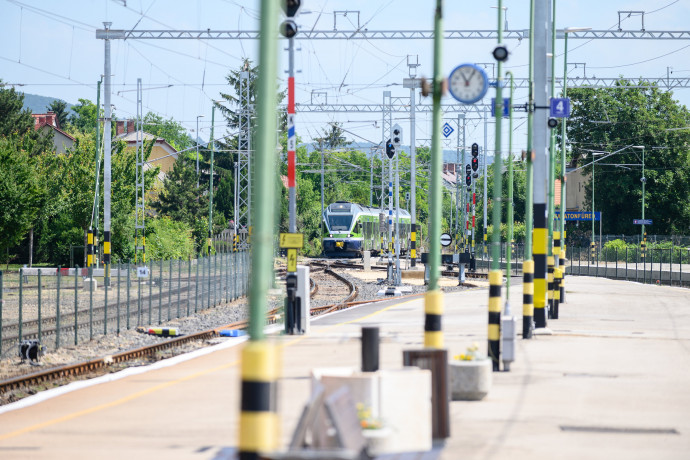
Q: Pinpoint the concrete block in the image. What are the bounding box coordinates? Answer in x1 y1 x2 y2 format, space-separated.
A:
449 359 492 401
83 278 98 291
363 251 371 271
311 367 432 455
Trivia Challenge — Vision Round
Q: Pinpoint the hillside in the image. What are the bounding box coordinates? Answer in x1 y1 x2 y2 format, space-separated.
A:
21 93 74 115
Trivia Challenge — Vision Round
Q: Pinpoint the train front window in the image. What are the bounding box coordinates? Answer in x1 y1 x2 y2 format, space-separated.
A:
327 215 353 232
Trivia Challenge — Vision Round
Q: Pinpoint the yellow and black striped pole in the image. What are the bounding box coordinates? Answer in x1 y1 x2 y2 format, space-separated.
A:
553 230 561 270
559 248 566 304
547 255 554 319
103 230 111 286
87 228 94 268
522 260 534 339
488 270 502 371
553 267 561 319
410 223 417 266
533 205 548 328
239 341 280 459
590 240 596 262
424 290 443 348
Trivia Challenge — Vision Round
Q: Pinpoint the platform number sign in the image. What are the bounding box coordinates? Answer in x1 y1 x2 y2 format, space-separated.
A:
550 98 571 118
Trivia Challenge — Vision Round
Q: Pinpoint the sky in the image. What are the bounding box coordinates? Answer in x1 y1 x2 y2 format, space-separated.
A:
1 0 689 157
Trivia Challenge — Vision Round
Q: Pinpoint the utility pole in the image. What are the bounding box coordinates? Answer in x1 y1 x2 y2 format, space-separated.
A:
533 0 550 329
103 22 112 287
208 104 216 254
404 56 420 267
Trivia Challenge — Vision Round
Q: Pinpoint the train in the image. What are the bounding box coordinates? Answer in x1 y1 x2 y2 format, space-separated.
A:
322 201 412 258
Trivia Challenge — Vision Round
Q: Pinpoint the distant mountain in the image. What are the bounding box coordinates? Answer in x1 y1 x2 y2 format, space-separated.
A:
21 93 75 115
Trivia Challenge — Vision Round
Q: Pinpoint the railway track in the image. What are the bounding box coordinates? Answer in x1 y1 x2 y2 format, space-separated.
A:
0 264 357 396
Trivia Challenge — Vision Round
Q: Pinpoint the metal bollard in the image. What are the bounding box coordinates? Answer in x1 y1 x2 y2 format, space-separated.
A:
361 326 380 372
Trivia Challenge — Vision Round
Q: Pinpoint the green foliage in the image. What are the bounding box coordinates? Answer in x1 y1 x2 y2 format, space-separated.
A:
568 80 690 235
146 217 195 260
48 100 70 129
142 112 192 151
486 222 526 243
70 98 99 134
0 138 42 264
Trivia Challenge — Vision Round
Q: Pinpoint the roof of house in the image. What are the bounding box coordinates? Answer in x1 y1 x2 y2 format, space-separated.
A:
31 113 76 141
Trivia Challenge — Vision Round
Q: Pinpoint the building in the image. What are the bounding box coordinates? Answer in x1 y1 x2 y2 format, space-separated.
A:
32 112 75 154
114 120 179 179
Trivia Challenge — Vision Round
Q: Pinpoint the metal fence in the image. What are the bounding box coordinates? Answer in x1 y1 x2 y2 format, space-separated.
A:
566 246 690 287
0 251 250 360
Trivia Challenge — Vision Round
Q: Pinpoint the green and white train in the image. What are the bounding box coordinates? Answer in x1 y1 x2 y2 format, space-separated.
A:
322 201 411 258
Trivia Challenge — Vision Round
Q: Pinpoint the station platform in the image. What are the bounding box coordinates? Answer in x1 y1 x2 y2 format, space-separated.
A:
0 276 689 459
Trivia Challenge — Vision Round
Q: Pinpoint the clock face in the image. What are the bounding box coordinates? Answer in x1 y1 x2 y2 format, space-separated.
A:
448 64 489 104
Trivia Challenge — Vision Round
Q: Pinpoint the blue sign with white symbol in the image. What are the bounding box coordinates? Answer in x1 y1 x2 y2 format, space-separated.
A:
550 98 571 118
442 122 454 138
633 219 652 225
491 98 510 117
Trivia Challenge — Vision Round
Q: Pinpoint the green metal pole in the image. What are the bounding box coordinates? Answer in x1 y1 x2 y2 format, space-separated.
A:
248 0 279 342
547 0 557 258
506 71 514 300
592 162 595 251
560 33 568 246
423 0 445 350
428 1 443 292
525 0 535 260
641 147 645 241
208 105 216 255
238 1 280 457
491 5 504 270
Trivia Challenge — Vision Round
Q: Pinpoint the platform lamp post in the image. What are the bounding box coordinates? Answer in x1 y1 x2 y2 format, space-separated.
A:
195 115 204 188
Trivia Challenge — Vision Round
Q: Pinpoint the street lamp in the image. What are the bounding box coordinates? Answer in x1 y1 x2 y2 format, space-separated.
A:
196 115 205 187
561 27 591 246
632 145 645 243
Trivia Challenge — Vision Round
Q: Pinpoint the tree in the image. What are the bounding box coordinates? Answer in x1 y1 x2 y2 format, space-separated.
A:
567 80 690 235
70 98 99 134
152 154 209 250
48 99 70 129
142 112 192 151
0 138 42 264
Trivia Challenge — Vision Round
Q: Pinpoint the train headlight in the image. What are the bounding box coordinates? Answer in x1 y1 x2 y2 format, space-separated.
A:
329 234 333 237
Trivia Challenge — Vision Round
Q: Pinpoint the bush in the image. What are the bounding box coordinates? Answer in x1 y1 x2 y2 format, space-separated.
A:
146 217 195 260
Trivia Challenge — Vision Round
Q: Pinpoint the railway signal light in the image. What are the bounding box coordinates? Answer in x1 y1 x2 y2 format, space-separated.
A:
280 20 298 38
466 173 472 187
548 118 559 129
472 157 479 172
471 143 479 157
386 139 396 159
392 124 403 149
281 0 301 17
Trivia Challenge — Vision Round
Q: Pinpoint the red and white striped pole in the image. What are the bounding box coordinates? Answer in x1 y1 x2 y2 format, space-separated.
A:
287 36 296 233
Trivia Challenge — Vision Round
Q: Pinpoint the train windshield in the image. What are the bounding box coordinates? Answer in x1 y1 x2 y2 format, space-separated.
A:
327 215 353 232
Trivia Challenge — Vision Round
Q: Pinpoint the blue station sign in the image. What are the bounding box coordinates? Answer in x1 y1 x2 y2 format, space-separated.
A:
491 97 511 117
633 219 653 225
554 210 600 221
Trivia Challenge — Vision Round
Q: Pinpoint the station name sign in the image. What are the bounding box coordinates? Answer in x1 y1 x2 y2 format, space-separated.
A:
554 211 600 221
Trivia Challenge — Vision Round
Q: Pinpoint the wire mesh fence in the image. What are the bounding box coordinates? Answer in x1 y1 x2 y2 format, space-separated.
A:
0 251 250 360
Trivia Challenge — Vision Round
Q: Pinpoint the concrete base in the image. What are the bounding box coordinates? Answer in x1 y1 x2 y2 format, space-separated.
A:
363 251 371 271
83 278 98 291
313 367 432 455
449 359 492 401
533 327 553 336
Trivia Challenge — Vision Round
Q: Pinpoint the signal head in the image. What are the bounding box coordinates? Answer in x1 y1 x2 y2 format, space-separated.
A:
280 20 298 38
